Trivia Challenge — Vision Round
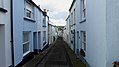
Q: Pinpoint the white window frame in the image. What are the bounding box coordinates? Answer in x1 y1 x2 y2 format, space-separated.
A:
24 1 34 19
23 32 30 56
81 31 86 51
81 0 86 20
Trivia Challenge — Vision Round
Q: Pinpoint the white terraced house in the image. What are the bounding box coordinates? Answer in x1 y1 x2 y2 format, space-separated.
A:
66 0 119 67
0 0 12 67
0 0 49 67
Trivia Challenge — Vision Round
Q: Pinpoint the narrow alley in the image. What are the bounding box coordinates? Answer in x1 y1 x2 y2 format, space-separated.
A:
36 37 72 67
22 37 86 67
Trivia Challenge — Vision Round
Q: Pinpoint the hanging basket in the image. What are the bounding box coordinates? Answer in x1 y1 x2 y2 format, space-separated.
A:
113 61 119 67
80 48 85 57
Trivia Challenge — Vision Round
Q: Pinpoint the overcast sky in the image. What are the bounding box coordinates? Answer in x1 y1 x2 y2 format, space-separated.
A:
33 0 73 26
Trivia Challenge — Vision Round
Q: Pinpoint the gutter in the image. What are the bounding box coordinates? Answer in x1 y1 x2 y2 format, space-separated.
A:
10 0 14 66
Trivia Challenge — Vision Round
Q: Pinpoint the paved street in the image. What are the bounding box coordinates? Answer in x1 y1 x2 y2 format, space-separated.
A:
22 37 86 67
36 37 72 67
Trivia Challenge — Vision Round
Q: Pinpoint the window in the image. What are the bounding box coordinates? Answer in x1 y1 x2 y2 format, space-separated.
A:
43 17 46 27
81 31 86 51
23 32 30 54
0 0 3 8
71 12 73 26
74 9 75 24
81 0 86 20
43 31 46 42
24 1 34 19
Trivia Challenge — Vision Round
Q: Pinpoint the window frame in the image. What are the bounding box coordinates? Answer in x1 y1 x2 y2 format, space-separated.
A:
24 1 34 19
0 0 7 13
23 32 30 56
80 31 86 51
81 0 86 20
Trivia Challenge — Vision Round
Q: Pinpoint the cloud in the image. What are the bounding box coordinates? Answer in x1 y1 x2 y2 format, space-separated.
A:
33 0 73 26
50 19 66 26
49 11 68 20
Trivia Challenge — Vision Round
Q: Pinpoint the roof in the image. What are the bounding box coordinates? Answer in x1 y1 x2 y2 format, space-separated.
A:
27 0 46 16
66 15 70 21
69 0 76 11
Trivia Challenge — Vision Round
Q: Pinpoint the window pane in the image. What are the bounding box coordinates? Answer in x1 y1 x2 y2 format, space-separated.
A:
43 17 46 26
23 43 29 53
43 31 46 41
25 1 34 19
26 9 31 18
23 32 29 43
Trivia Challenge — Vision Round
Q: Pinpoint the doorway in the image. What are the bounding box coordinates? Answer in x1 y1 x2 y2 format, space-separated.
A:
38 32 41 49
0 25 5 67
33 32 37 53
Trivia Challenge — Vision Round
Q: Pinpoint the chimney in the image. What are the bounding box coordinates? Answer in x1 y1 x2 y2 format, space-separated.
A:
44 9 47 15
38 5 40 8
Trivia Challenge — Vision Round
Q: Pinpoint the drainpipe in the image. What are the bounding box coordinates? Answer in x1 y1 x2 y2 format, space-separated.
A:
10 0 14 67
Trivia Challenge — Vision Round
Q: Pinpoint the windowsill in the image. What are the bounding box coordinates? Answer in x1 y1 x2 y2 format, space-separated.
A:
23 51 30 57
24 17 35 22
80 18 86 23
0 8 7 13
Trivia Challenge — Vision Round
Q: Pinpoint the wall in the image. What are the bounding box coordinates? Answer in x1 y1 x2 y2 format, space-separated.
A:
13 0 38 65
13 0 24 65
0 0 12 66
86 0 107 67
106 0 119 67
69 1 76 51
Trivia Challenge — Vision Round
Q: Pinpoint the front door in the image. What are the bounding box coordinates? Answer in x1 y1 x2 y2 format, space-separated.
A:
0 25 5 67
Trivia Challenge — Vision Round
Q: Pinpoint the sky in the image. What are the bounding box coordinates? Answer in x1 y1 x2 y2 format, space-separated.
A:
33 0 73 26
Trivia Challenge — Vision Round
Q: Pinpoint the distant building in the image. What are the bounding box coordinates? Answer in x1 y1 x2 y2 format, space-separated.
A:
48 23 58 44
69 0 77 52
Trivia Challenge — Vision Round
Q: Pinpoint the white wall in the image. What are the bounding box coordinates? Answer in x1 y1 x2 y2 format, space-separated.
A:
86 0 107 67
69 1 76 51
0 0 12 66
106 0 119 67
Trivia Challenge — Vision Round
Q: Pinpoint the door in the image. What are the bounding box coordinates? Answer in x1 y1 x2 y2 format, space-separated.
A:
33 32 37 53
0 25 5 67
38 32 41 49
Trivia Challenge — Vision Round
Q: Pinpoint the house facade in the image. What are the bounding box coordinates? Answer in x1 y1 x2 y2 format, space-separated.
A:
0 0 12 67
69 0 76 52
12 0 49 66
64 15 71 46
48 23 58 44
65 0 119 67
86 0 119 67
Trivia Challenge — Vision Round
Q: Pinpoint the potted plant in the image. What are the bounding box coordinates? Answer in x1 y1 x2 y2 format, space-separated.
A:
113 61 119 67
80 48 85 57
